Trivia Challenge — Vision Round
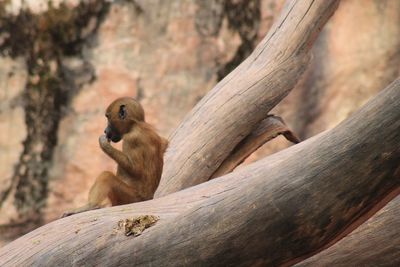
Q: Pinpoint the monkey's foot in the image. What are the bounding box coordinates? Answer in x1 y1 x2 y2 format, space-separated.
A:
61 210 77 218
60 204 100 218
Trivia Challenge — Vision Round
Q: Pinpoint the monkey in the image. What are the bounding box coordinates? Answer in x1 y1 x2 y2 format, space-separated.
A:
62 97 168 217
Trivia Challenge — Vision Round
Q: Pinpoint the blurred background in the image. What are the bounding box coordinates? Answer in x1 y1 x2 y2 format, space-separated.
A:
0 0 399 246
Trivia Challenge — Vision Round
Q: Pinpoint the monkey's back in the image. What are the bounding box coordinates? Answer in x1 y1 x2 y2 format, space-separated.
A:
119 122 167 200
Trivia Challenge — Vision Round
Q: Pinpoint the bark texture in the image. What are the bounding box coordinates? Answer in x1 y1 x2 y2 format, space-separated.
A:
0 76 398 267
296 195 400 267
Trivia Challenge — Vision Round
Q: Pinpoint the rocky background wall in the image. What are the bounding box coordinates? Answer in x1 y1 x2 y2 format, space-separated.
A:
0 0 399 246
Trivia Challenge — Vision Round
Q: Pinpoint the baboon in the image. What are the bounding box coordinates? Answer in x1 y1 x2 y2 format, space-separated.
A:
62 97 168 217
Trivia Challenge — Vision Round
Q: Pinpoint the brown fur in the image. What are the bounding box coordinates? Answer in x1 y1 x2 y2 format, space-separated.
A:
62 97 167 217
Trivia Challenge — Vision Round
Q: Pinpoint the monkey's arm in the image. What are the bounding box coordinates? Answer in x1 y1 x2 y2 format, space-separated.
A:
99 135 143 178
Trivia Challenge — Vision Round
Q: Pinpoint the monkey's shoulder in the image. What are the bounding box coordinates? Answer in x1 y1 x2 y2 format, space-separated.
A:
123 128 161 150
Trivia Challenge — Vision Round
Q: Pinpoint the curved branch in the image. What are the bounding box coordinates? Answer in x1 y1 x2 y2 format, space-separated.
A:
155 0 341 197
210 115 300 179
0 77 398 267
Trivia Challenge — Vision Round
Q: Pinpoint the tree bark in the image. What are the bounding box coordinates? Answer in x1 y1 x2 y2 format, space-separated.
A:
155 0 340 197
295 194 400 267
0 77 398 267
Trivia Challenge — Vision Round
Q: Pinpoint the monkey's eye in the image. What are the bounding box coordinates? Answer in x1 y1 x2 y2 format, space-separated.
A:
119 105 127 120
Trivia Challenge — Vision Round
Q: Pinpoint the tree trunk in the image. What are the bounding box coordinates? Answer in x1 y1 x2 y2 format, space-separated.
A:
0 77 398 267
155 0 340 197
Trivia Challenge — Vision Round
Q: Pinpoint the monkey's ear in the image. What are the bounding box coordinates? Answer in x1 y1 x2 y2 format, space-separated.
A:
119 105 127 120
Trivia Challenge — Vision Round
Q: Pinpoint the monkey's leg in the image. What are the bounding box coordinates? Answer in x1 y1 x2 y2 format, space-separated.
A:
61 171 141 218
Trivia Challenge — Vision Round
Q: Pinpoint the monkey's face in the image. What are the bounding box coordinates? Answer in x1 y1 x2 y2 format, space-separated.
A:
104 97 145 142
104 121 122 143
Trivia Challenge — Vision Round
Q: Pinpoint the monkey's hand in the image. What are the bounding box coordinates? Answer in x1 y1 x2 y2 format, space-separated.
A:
99 135 138 176
99 135 112 151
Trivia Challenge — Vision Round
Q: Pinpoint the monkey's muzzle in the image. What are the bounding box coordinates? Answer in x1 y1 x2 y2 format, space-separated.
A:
105 124 122 143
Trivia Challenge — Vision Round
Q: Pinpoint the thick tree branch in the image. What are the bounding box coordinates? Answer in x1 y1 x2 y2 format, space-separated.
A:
155 0 340 197
0 78 398 267
210 115 300 179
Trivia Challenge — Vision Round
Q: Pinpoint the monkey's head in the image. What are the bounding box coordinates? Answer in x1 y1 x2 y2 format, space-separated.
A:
104 97 145 142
